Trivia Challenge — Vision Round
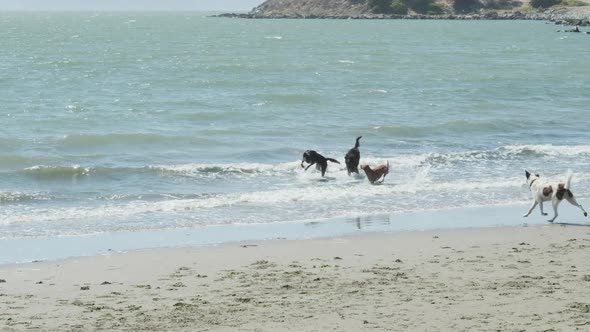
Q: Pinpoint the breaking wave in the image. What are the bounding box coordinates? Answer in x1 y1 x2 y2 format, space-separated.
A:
3 143 590 237
9 143 590 181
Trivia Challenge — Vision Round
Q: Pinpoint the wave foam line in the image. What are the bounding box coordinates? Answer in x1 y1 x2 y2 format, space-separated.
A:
503 144 590 157
0 173 533 226
390 144 590 168
148 161 302 176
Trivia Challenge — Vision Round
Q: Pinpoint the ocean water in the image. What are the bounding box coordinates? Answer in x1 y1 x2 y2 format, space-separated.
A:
2 12 590 246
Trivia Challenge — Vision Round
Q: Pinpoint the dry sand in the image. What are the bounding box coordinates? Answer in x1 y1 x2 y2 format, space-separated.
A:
2 224 590 331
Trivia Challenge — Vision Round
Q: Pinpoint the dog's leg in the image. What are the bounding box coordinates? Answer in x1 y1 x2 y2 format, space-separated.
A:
304 162 315 171
320 162 327 177
539 201 548 216
548 199 560 222
565 195 588 217
523 201 538 217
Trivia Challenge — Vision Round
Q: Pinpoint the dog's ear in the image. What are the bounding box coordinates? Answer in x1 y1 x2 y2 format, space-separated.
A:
525 170 530 179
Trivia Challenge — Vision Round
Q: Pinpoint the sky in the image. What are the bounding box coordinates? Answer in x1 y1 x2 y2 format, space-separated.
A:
0 0 263 11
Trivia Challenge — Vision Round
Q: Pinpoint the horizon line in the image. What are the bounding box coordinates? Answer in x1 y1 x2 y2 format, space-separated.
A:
0 9 252 12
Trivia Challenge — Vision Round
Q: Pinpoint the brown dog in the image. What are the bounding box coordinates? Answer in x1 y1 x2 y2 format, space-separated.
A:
360 161 389 184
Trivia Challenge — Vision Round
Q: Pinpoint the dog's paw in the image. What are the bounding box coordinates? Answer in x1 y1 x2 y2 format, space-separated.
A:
542 213 548 216
547 219 555 223
585 212 588 217
523 214 529 218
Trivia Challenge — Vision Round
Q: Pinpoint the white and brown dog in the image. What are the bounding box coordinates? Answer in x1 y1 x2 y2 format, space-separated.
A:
524 170 587 222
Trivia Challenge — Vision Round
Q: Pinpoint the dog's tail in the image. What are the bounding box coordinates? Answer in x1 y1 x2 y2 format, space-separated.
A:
326 158 340 164
385 161 390 175
354 136 362 149
565 170 574 190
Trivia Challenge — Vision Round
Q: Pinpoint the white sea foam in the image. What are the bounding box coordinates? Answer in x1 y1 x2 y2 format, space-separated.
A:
0 191 50 203
0 171 534 226
24 165 92 177
369 89 388 94
149 161 301 177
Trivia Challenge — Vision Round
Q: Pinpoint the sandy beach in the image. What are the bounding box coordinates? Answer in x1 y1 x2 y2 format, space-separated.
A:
2 223 590 331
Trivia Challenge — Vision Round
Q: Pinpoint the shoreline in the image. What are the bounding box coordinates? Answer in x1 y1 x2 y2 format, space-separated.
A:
2 223 590 330
215 8 590 26
0 202 565 266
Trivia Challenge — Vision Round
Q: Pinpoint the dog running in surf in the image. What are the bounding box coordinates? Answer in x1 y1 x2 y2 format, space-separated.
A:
523 170 587 222
301 150 340 177
344 136 362 176
360 161 389 184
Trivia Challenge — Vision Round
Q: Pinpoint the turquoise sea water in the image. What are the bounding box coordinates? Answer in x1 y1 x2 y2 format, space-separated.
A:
2 13 590 256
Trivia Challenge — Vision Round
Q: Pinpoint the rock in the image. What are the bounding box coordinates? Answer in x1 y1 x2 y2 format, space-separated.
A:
216 0 590 22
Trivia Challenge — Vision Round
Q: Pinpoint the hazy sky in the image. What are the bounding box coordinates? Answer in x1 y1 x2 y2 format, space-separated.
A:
0 0 263 11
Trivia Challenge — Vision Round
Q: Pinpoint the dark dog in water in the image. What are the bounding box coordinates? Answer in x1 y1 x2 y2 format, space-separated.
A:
345 136 362 176
301 150 340 177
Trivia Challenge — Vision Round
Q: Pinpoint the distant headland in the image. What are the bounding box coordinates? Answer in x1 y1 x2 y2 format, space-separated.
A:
215 0 590 25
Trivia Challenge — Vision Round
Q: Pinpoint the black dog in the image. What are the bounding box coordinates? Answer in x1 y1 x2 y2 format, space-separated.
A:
344 136 362 176
301 150 340 177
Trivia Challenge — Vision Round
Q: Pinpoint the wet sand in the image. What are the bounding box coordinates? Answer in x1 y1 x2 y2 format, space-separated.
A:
2 224 590 331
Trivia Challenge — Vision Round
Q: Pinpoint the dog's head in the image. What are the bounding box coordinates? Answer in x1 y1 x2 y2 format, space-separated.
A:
301 150 313 167
359 164 369 172
525 170 540 186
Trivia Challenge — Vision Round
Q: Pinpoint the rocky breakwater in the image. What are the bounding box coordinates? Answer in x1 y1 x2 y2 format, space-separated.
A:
216 11 587 23
215 0 590 25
